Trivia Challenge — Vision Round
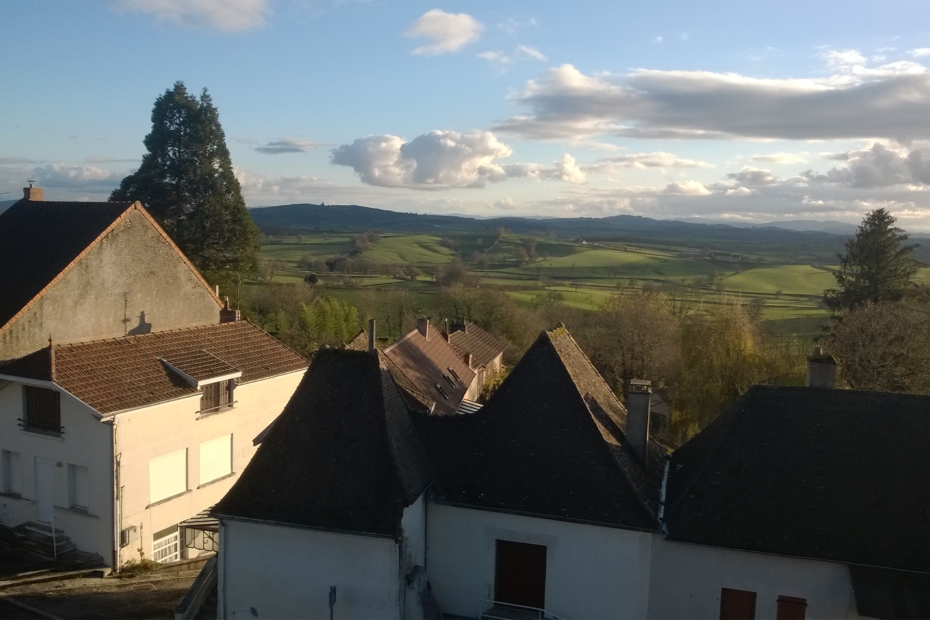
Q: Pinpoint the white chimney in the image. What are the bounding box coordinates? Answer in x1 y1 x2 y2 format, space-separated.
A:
806 347 836 388
417 317 430 340
626 379 652 465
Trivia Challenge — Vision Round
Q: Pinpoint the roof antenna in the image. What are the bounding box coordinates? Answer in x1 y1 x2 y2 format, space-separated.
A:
28 179 36 188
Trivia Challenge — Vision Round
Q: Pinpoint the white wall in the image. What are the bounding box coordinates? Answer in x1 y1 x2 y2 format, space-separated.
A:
401 493 426 569
427 502 653 619
647 537 860 619
0 379 114 563
220 519 400 619
116 369 304 565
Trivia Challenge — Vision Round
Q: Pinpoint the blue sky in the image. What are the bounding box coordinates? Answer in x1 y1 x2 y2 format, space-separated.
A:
4 1 930 227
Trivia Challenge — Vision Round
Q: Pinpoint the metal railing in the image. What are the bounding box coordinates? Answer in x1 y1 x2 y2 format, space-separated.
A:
0 499 36 529
479 599 565 620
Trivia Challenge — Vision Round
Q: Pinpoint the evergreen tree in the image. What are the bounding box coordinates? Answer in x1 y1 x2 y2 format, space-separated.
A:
824 209 919 312
111 82 258 279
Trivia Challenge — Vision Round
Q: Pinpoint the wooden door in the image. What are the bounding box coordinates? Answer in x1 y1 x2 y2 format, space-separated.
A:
494 539 547 609
720 588 757 620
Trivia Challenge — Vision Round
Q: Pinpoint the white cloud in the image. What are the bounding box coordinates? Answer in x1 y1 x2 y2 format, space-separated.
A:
802 142 930 188
33 164 124 188
478 45 546 67
726 166 778 186
111 0 268 31
751 152 808 164
654 36 663 44
494 61 930 142
406 9 483 56
255 138 326 154
725 187 753 196
909 48 930 57
663 180 710 195
585 152 712 173
822 48 867 67
554 153 586 183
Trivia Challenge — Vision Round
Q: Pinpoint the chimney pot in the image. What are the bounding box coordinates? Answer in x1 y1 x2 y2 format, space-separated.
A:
219 296 240 323
806 348 836 388
23 185 44 201
417 317 430 340
626 379 652 465
464 352 472 369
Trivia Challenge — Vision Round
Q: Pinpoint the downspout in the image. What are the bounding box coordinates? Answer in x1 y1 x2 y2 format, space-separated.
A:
111 419 121 570
657 455 670 535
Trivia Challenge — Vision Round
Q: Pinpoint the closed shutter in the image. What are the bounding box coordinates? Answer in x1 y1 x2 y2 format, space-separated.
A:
720 588 757 620
149 449 187 503
2 451 21 495
68 464 89 509
199 435 232 485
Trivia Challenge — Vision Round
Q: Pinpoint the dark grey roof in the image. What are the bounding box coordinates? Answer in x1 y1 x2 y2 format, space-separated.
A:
213 349 432 537
850 566 930 620
666 385 930 573
0 200 133 330
412 326 658 530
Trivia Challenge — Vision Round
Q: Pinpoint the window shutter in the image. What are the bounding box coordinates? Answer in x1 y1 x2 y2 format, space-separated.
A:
776 596 807 620
720 588 757 620
199 435 232 485
149 449 187 503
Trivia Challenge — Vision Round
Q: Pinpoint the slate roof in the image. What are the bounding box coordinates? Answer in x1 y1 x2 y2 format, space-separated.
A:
412 326 659 530
384 324 475 416
666 385 930 573
849 566 930 619
0 199 219 333
0 321 308 414
213 349 433 537
447 321 508 368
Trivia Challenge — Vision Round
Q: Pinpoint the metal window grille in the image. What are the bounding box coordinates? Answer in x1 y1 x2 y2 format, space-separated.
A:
23 386 61 433
152 530 180 564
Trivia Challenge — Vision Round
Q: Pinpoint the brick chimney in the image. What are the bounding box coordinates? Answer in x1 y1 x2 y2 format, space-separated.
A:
23 183 43 201
368 319 376 353
806 347 836 388
463 352 472 369
417 317 431 340
219 297 240 323
626 379 652 465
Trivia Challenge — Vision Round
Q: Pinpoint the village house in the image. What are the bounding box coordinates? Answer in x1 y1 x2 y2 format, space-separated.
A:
0 188 308 569
444 319 507 389
197 326 930 619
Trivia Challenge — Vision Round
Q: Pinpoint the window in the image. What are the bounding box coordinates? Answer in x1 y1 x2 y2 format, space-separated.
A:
149 449 188 503
720 588 757 620
199 435 232 485
68 464 89 511
152 525 180 564
199 379 235 413
443 372 456 388
435 383 450 400
2 450 22 495
22 385 61 434
448 367 461 382
776 596 807 620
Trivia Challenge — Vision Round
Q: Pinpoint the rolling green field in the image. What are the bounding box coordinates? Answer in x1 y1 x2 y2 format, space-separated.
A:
252 232 835 337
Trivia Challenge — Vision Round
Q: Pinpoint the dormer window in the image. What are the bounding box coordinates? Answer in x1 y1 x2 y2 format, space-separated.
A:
200 379 236 413
158 350 241 415
21 385 62 435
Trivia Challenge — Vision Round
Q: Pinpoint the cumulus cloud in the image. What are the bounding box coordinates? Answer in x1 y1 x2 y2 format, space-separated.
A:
255 138 326 155
493 60 930 142
801 143 930 188
406 9 483 55
33 164 124 188
331 130 590 189
478 45 546 67
726 167 778 186
909 48 930 57
663 180 710 195
584 152 712 173
823 49 867 67
111 0 268 31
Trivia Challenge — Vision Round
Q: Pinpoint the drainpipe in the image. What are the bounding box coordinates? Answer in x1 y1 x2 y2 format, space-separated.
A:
111 420 121 571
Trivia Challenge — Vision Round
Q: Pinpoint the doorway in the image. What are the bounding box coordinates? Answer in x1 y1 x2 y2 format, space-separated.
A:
35 458 55 523
494 539 547 609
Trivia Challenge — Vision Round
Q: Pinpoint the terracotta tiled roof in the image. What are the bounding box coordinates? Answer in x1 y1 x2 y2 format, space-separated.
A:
447 321 507 367
160 350 241 386
0 322 307 414
214 349 433 536
383 324 475 416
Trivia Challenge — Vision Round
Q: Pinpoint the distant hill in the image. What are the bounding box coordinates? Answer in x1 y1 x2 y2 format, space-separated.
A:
0 199 17 214
248 202 858 262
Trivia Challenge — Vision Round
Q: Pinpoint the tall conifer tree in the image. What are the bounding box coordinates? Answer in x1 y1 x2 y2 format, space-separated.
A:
111 82 258 279
824 209 919 312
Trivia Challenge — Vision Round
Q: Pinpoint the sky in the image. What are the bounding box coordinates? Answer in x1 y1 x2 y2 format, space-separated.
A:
5 1 930 228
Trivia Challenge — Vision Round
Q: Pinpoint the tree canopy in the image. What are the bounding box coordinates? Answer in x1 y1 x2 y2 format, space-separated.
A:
824 208 919 312
111 82 258 279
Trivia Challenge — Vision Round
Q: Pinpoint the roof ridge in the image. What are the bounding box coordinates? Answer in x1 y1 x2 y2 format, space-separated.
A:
52 320 239 350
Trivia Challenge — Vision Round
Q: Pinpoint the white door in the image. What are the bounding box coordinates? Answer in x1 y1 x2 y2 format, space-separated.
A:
35 458 55 523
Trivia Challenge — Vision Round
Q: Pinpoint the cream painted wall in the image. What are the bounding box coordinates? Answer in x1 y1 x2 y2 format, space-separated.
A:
0 209 221 362
0 379 114 563
219 519 401 619
116 369 305 565
647 537 861 619
427 502 653 619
